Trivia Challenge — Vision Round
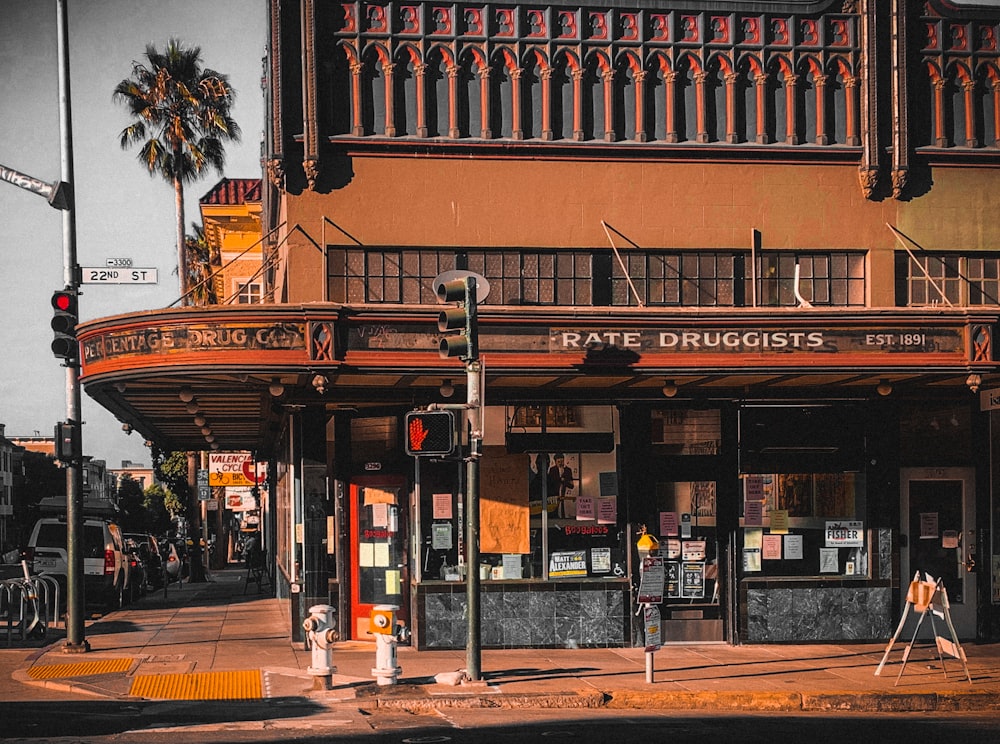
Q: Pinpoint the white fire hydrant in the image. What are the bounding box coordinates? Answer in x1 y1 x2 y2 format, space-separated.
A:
303 604 339 689
370 604 407 685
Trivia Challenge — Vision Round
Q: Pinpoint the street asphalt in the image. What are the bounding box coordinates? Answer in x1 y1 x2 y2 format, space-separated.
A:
6 565 1000 713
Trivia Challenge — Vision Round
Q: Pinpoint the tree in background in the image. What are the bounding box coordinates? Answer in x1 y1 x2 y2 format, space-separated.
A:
9 450 62 550
184 223 220 305
113 39 240 303
116 475 146 532
114 474 183 536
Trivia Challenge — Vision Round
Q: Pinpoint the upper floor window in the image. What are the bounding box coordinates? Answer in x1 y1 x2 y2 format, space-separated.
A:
756 252 866 307
233 279 263 304
895 252 1000 306
327 248 867 308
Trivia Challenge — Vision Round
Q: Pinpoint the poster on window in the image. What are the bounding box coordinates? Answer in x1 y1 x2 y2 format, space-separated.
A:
666 560 681 598
762 534 782 560
481 447 530 553
550 549 588 578
528 452 579 517
681 561 705 599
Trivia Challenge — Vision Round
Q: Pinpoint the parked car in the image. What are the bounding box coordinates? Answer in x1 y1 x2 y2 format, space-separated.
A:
26 517 129 609
125 533 164 589
123 539 147 602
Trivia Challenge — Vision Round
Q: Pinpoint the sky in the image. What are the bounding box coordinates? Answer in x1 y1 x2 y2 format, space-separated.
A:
0 0 266 468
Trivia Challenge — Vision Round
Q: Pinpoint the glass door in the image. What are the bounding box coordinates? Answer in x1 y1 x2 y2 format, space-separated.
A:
349 476 409 640
654 480 723 642
900 468 976 639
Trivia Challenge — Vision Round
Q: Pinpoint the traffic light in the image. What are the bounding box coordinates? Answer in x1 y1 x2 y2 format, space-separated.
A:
404 410 455 456
50 288 78 361
437 276 478 361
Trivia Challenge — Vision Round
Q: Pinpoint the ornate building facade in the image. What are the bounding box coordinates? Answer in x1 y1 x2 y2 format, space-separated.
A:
81 1 1000 647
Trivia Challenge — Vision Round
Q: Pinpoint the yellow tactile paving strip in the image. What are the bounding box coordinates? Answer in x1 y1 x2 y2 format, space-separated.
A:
28 657 135 679
130 669 262 700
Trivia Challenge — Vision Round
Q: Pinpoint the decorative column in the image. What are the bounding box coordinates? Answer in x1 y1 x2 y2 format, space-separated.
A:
351 61 365 136
602 68 615 141
784 73 799 145
724 72 738 143
754 73 768 144
511 67 524 139
266 0 285 186
383 62 397 137
572 68 585 141
694 71 709 142
541 67 554 141
634 69 648 142
962 79 978 147
301 0 320 188
448 65 461 138
844 75 859 146
814 74 829 145
933 78 947 147
415 62 428 137
993 80 1000 147
479 67 492 139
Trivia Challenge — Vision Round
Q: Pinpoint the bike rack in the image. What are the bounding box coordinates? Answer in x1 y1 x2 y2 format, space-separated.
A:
1 573 63 645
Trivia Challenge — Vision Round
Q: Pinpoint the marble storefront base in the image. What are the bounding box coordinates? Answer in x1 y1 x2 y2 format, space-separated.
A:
416 580 629 649
744 583 893 642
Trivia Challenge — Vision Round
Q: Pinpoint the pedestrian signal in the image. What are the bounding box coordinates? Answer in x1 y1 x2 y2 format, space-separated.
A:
404 410 455 456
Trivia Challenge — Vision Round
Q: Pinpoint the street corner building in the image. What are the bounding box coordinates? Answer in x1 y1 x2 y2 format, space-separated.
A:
79 1 1000 649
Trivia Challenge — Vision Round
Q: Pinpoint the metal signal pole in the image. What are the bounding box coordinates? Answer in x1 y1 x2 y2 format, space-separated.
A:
57 0 88 653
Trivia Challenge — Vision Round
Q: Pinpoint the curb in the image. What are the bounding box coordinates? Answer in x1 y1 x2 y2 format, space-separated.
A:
370 689 1000 714
12 667 1000 712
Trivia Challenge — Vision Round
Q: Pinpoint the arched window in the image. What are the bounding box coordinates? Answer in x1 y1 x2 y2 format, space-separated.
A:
456 51 483 139
425 47 449 138
392 48 418 137
551 52 575 141
488 50 515 139
522 51 544 141
360 46 387 136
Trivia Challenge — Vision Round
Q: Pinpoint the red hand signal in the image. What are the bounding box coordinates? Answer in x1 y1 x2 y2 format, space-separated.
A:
408 416 430 451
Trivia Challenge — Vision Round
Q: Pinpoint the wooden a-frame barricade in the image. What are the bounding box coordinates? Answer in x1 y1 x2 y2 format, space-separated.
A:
874 571 972 685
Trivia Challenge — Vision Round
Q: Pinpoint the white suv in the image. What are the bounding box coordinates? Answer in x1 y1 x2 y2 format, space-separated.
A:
27 517 129 609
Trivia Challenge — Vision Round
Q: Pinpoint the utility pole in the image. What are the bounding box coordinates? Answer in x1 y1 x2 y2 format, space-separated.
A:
56 0 88 653
435 274 484 682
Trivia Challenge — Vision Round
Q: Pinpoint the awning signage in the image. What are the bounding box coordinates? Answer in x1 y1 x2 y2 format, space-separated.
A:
78 309 996 380
82 322 307 363
549 328 964 355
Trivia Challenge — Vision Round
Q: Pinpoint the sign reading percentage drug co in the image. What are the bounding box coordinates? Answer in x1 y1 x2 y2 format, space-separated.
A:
81 267 158 284
209 452 267 487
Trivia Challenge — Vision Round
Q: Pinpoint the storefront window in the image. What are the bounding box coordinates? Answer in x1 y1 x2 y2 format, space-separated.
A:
739 472 869 578
417 407 627 584
651 409 720 455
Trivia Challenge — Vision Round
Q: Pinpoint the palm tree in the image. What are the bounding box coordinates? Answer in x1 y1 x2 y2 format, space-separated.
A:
184 224 220 305
113 40 241 303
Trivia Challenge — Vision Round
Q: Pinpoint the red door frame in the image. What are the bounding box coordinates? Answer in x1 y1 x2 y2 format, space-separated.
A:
348 475 409 640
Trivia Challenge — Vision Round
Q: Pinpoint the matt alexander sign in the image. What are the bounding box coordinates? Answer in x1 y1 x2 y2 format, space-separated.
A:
550 327 965 354
83 322 307 362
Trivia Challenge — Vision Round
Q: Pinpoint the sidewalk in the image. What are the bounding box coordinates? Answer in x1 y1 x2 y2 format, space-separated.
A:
10 566 1000 712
